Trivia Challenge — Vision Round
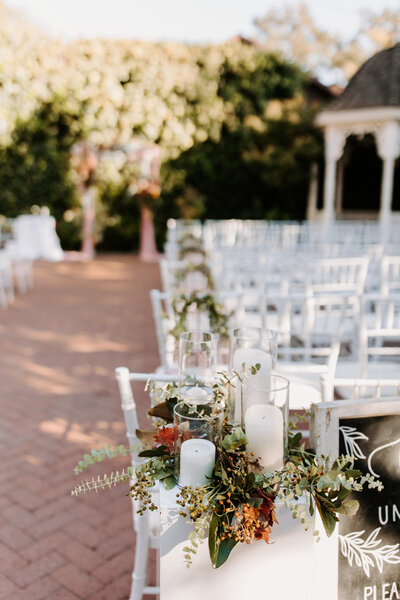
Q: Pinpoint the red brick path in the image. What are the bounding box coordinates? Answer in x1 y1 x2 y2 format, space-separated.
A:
0 255 161 599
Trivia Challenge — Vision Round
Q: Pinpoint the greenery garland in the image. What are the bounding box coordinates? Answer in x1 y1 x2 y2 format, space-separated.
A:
178 232 207 261
174 262 215 292
170 293 231 339
179 245 207 261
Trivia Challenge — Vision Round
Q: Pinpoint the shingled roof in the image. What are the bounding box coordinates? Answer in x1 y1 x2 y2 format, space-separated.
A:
328 43 400 111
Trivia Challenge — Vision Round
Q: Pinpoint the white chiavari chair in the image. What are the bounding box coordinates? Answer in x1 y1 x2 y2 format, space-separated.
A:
336 293 400 382
115 368 177 600
150 289 258 373
381 256 400 295
261 293 347 410
320 374 400 403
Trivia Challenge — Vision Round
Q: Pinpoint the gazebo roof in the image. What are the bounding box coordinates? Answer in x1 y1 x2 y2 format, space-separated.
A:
328 43 400 112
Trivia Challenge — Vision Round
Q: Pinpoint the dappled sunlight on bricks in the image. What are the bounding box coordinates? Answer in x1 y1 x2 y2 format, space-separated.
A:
0 255 161 598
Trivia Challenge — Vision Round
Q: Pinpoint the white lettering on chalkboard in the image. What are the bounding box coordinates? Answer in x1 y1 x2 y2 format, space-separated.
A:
378 505 400 525
364 582 400 600
367 438 400 478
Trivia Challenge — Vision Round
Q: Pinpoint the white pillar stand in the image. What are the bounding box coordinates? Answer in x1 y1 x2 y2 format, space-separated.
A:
160 487 315 600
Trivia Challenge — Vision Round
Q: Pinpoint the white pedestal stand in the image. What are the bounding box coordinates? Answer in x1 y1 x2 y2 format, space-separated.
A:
160 487 315 600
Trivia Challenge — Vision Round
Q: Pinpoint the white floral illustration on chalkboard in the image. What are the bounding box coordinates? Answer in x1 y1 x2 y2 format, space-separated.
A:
339 425 368 459
339 527 400 577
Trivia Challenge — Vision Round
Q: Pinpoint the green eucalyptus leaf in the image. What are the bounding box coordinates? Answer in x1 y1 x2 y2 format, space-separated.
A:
344 469 362 480
335 499 359 516
163 475 176 490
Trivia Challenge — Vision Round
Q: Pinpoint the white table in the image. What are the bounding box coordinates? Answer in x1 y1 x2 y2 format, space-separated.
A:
160 487 316 600
12 215 64 261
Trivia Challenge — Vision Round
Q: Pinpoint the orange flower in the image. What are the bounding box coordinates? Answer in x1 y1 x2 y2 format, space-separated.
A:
251 489 277 542
153 425 175 453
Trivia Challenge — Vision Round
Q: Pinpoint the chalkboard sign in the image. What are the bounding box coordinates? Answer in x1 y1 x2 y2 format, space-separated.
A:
311 397 400 600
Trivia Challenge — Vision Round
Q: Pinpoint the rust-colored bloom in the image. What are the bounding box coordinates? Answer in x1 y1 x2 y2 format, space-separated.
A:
153 425 175 453
252 489 277 543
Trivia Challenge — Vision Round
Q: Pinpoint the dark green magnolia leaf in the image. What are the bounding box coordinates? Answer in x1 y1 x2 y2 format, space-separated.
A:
208 514 219 567
335 499 359 516
316 492 340 510
336 487 352 503
246 472 256 491
248 497 263 508
214 537 238 569
220 464 229 485
315 498 339 537
163 475 176 490
288 432 302 450
139 446 169 458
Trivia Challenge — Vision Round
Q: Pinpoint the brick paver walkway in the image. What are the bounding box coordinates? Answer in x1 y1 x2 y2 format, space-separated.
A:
0 255 161 599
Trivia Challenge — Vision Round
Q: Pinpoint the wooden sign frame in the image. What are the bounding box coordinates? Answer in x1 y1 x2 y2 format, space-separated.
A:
310 396 400 600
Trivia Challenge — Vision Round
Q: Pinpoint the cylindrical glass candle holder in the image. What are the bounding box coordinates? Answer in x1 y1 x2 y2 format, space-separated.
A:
242 374 289 473
173 401 223 487
228 327 278 424
178 331 217 396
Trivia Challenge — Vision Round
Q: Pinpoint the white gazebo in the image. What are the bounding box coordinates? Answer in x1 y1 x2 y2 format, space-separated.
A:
311 44 400 232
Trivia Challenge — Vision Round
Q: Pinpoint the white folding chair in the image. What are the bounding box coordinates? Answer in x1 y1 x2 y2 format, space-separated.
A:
115 368 177 600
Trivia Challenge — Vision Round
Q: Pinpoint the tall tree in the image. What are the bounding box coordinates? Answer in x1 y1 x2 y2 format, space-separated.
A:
254 3 400 84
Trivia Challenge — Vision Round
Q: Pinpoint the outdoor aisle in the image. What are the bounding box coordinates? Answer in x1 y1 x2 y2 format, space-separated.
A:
0 255 161 600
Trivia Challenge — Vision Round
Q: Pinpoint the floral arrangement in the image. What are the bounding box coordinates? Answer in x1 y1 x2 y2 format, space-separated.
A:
72 370 383 570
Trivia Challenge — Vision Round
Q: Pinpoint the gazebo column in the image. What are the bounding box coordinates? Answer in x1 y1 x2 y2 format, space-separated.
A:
322 127 346 224
376 121 400 238
380 156 395 230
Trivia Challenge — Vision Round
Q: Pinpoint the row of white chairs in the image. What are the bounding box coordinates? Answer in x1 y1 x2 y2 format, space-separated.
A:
161 255 374 296
162 251 400 297
151 288 400 404
166 219 400 260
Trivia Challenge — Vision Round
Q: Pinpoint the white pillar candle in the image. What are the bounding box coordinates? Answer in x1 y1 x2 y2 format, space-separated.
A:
180 439 216 487
233 348 272 423
181 386 212 405
245 404 284 472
